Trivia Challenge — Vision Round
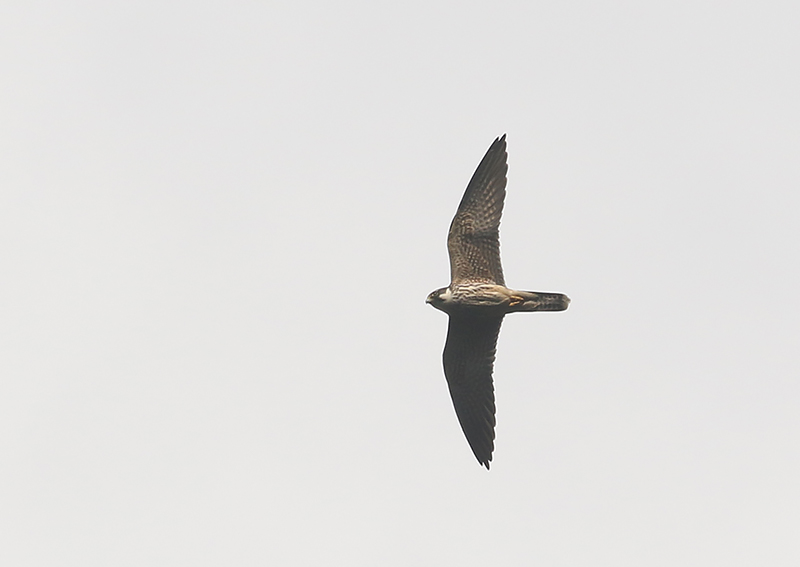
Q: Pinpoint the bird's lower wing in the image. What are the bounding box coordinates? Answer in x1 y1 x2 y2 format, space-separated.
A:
443 314 504 469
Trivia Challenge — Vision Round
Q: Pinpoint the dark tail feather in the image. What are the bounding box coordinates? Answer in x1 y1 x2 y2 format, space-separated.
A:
510 291 570 312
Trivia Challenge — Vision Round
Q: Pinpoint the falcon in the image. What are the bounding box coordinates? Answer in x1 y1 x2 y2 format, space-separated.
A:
426 134 570 469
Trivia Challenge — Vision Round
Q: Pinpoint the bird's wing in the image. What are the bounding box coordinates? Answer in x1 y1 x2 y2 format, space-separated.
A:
443 314 504 469
448 135 508 286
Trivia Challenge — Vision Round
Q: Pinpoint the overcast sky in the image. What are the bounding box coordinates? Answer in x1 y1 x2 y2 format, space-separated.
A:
3 2 799 565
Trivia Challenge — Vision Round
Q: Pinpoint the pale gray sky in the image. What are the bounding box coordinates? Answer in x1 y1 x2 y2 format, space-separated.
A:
3 2 799 565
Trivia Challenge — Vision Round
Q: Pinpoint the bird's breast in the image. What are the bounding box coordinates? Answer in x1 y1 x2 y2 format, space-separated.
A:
440 283 514 315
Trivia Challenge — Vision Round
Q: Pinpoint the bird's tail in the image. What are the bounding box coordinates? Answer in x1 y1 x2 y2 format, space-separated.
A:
508 291 570 312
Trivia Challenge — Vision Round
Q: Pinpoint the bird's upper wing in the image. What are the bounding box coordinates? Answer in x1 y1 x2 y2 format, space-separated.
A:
443 314 504 469
447 135 508 286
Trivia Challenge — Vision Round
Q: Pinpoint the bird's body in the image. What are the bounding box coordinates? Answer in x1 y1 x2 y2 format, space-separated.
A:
428 283 569 315
426 134 570 469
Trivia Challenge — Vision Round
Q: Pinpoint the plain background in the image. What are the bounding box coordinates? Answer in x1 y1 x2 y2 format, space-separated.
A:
2 1 799 565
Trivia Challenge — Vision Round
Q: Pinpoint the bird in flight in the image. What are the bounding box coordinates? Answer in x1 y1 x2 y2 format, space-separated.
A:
426 134 570 469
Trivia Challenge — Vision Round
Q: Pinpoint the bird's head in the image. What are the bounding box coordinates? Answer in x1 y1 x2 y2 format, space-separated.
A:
426 286 453 310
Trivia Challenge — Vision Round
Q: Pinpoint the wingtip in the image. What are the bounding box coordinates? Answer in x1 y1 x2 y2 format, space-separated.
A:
484 134 507 161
